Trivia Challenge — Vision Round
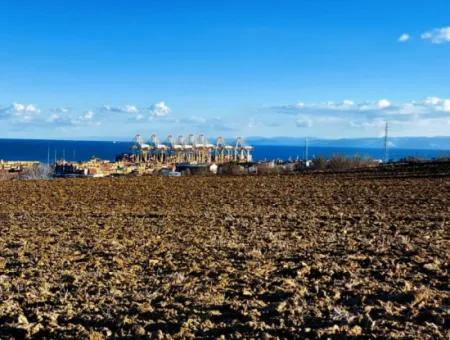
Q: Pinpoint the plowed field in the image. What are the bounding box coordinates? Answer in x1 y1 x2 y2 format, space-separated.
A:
0 175 449 338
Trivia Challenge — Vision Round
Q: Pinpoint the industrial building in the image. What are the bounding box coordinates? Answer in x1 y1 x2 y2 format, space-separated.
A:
50 134 254 177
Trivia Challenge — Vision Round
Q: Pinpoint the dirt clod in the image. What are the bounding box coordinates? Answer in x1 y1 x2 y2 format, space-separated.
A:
0 174 449 338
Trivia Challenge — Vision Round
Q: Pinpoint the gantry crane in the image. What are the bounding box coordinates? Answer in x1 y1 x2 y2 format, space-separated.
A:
130 133 253 165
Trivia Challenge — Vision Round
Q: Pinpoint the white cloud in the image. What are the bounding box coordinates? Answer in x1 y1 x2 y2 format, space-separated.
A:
66 110 100 126
124 105 138 113
51 107 70 114
101 103 171 120
443 99 450 112
12 103 40 114
181 116 207 124
48 113 61 123
421 26 450 44
0 103 41 123
350 118 386 129
46 113 74 126
43 107 104 127
149 101 171 117
377 99 391 109
247 117 256 129
102 105 117 112
395 102 425 115
342 99 355 107
425 96 441 106
398 33 410 42
179 116 235 132
0 103 101 127
102 105 139 114
295 117 313 128
83 111 95 121
266 96 450 136
276 100 361 115
423 96 450 112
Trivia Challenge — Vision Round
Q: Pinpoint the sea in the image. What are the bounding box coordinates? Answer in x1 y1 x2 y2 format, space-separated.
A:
1 139 449 163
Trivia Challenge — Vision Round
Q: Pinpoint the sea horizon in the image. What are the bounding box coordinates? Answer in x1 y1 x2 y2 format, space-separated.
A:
1 137 449 163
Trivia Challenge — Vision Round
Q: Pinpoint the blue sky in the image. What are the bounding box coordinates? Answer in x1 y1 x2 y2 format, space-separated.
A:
1 0 449 140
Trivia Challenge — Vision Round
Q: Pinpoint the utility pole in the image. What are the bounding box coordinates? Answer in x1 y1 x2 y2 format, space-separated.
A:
384 121 389 163
47 147 50 166
305 137 309 162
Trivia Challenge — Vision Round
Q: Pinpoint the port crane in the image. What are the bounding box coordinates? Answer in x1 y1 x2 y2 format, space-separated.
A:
131 133 253 165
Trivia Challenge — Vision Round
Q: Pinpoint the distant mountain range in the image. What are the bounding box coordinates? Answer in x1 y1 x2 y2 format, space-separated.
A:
245 136 450 150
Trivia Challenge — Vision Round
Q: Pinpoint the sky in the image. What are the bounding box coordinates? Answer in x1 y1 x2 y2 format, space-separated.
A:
0 0 449 141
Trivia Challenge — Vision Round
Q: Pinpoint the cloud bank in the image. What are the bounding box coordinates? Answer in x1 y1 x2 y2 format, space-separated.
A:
397 26 450 44
2 97 449 139
421 26 450 44
264 97 450 136
0 103 41 123
101 101 171 121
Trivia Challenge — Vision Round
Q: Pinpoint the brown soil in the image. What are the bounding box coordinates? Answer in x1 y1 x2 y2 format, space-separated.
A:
0 175 449 338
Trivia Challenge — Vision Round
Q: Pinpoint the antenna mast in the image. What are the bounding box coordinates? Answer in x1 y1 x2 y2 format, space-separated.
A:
305 137 309 162
384 121 389 163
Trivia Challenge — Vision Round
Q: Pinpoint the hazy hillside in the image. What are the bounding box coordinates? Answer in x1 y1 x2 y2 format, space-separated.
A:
246 136 450 150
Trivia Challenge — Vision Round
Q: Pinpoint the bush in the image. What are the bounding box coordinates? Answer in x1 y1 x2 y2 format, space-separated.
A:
435 155 450 162
18 165 51 180
219 163 245 175
328 154 351 170
399 156 425 164
311 156 327 170
257 166 282 175
311 154 376 171
349 155 373 168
